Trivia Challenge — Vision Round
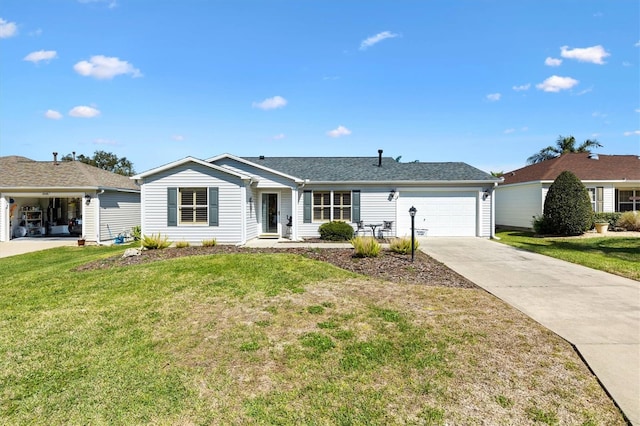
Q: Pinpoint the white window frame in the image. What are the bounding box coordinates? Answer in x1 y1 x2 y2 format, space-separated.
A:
179 187 208 225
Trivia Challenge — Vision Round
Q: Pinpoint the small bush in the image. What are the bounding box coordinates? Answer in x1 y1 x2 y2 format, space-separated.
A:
389 237 420 254
318 221 354 241
141 233 171 250
532 215 551 234
593 212 622 228
542 171 593 236
201 239 217 247
350 237 381 258
131 225 141 241
175 241 190 248
616 211 640 231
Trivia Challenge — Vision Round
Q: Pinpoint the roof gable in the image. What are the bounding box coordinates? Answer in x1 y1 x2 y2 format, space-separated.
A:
501 153 640 185
131 156 251 180
0 156 140 191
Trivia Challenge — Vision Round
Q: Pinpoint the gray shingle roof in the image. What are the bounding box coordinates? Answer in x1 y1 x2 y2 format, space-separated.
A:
242 156 497 182
0 156 140 191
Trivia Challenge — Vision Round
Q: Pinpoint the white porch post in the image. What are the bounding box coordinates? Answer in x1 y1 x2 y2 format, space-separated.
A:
291 187 298 240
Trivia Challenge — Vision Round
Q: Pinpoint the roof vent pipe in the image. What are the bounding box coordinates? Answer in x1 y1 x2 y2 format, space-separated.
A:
588 153 599 160
72 151 76 161
53 152 58 165
378 149 383 167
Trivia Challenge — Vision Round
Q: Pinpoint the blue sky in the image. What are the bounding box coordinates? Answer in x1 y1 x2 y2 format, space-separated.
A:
1 0 638 174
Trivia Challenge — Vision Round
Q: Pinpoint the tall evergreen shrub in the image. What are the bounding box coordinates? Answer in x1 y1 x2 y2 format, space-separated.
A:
542 171 593 236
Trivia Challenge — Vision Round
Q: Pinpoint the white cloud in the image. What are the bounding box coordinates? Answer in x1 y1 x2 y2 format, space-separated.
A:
503 128 515 134
536 75 579 92
327 125 351 138
486 93 501 102
24 50 57 63
359 31 399 50
560 45 610 64
635 40 640 47
622 61 632 67
74 55 142 79
44 109 63 120
0 18 18 38
172 135 185 141
78 0 118 8
592 111 607 118
272 133 285 140
576 87 592 96
635 108 640 113
545 57 562 67
512 83 530 91
69 105 100 118
252 95 287 110
29 28 42 37
623 130 640 136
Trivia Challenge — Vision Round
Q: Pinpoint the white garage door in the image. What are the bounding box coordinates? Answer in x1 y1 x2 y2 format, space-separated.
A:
397 192 477 237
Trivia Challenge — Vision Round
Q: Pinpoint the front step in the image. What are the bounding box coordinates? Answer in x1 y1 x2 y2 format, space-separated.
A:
258 234 280 239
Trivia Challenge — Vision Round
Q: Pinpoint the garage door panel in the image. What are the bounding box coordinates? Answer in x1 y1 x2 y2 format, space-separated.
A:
397 192 476 237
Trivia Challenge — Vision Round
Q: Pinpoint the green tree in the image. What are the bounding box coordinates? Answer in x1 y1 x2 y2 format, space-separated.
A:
62 150 135 176
542 170 593 236
527 135 602 164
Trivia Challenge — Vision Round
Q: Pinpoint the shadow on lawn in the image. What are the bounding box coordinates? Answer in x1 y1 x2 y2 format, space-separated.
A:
514 236 639 260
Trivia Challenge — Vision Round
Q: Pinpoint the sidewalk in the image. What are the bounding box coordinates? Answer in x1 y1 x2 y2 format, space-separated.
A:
421 237 639 425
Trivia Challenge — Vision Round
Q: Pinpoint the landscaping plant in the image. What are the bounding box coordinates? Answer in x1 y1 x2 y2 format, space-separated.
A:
350 236 381 257
201 238 217 247
141 233 171 249
541 171 593 235
616 211 640 231
318 221 355 241
389 237 420 254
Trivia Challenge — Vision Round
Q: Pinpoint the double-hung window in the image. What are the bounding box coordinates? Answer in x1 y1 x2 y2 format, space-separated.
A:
587 187 604 212
179 188 208 224
312 191 352 222
617 189 640 212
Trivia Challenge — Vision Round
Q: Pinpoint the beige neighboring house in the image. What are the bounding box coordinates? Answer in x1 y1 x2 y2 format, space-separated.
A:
0 155 140 243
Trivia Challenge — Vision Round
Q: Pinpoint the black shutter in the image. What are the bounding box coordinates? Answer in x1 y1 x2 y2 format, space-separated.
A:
303 190 312 223
209 187 219 226
352 190 360 223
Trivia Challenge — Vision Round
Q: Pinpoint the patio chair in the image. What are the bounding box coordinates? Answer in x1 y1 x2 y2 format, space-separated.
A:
355 221 367 236
380 221 393 238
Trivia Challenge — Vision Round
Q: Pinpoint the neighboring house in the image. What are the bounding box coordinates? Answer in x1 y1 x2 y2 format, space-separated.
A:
496 153 640 229
0 155 141 243
131 151 500 244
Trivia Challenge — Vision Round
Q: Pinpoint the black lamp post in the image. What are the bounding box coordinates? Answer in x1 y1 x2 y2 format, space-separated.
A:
409 206 417 262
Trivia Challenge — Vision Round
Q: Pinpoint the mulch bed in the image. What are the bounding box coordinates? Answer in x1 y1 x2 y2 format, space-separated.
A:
75 245 477 289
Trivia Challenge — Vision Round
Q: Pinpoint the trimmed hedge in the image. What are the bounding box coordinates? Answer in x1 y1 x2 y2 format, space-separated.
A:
318 221 355 241
542 171 593 236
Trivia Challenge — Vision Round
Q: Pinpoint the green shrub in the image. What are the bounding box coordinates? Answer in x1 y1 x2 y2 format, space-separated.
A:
350 237 381 257
175 241 190 248
131 225 141 241
201 238 217 247
616 211 640 231
531 215 550 234
389 237 420 254
593 212 622 228
318 221 355 241
141 233 171 250
542 171 593 236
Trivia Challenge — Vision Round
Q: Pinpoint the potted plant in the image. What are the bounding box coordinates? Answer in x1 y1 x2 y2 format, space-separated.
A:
77 235 86 246
594 222 609 234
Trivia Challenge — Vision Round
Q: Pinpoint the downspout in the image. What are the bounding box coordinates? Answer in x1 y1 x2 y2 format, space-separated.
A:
96 190 104 245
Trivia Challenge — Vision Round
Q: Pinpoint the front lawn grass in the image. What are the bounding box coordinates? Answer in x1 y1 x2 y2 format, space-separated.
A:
496 230 640 281
0 245 625 424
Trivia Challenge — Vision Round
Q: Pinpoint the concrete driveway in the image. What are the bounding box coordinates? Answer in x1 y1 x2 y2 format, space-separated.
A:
0 238 78 258
421 237 639 425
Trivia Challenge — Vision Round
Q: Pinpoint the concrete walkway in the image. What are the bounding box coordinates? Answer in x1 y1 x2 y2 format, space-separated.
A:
0 238 78 258
421 237 639 425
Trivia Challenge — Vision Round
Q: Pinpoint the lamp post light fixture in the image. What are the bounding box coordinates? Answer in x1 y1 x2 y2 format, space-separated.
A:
409 206 417 262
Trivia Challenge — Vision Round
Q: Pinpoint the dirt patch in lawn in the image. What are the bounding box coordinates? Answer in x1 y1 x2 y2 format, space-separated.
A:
75 245 476 288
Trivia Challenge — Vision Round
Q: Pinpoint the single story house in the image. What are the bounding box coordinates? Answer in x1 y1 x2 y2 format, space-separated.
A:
131 150 500 244
495 153 640 229
0 155 141 243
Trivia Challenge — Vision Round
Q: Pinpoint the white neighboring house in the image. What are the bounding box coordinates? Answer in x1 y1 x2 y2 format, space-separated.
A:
131 151 501 244
496 153 640 229
0 155 140 243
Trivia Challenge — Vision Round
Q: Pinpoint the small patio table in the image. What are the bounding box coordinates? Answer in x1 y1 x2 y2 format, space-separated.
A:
366 223 383 238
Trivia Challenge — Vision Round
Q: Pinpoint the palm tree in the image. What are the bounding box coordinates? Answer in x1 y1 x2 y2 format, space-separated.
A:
526 135 603 164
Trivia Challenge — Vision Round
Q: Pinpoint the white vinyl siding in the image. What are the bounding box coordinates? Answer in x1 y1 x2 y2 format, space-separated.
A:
98 191 140 242
495 183 544 229
141 163 243 244
480 191 492 237
297 186 395 238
